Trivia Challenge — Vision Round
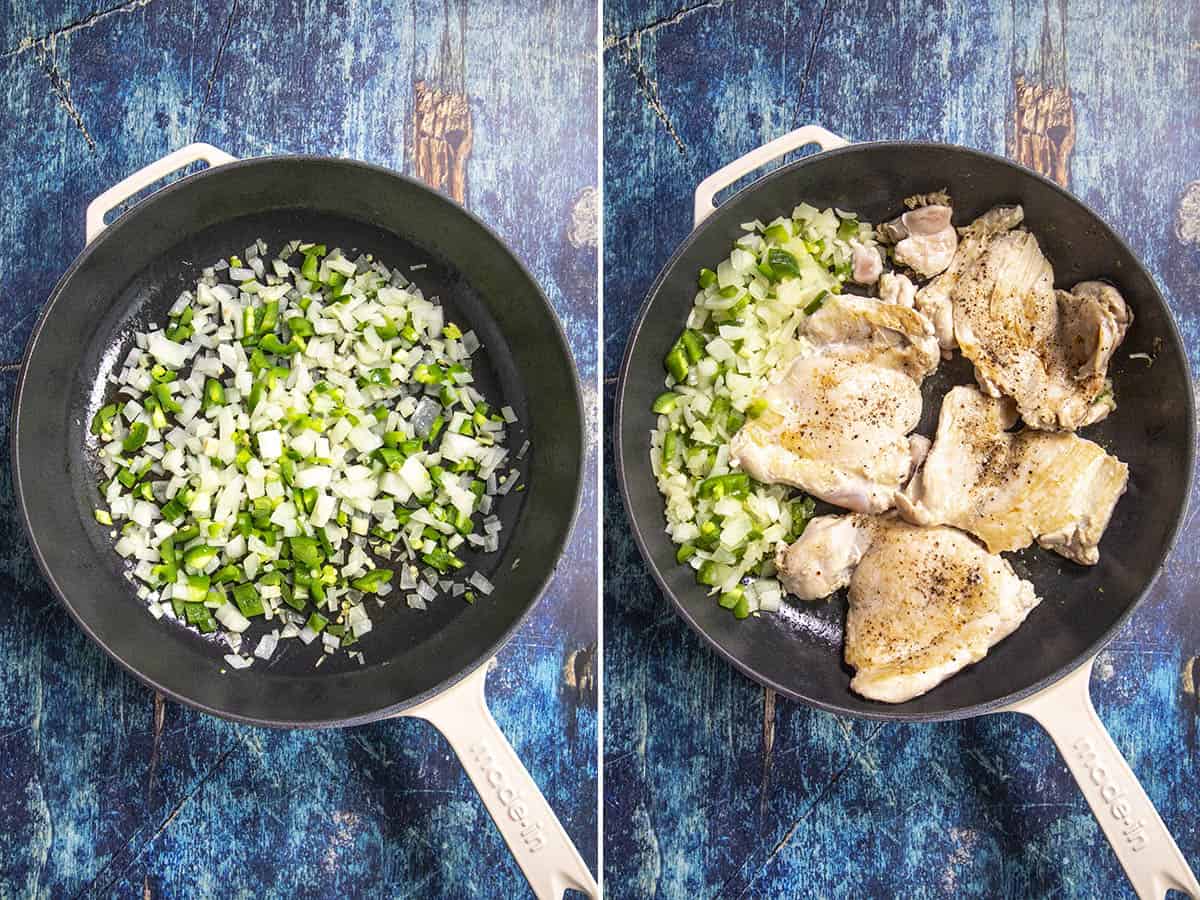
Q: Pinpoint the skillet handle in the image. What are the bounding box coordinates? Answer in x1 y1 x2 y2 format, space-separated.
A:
1002 657 1200 899
402 660 599 899
85 143 238 244
693 125 849 226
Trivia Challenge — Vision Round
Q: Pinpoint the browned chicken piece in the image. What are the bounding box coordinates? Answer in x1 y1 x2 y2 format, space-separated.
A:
776 514 1040 703
917 205 1132 430
898 386 1129 565
730 295 939 513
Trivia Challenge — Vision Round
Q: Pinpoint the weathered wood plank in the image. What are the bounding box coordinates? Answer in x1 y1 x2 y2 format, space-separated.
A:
0 0 597 895
604 0 1200 896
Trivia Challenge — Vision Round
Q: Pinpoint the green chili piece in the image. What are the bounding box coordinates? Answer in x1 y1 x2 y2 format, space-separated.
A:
301 252 319 281
681 330 706 364
675 542 696 564
698 268 717 289
260 333 298 355
289 535 323 568
287 316 314 338
698 472 750 500
185 602 217 633
746 397 768 418
664 345 688 382
803 290 829 316
183 544 217 571
212 564 241 585
763 223 791 244
258 301 279 334
203 378 225 410
652 392 678 415
232 582 264 617
350 568 394 593
122 422 149 452
186 574 210 604
662 430 677 463
719 586 744 609
766 248 801 277
90 403 119 436
173 523 200 544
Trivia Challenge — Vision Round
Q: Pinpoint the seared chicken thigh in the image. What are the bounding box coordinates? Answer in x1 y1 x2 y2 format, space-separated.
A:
776 514 1040 703
730 294 939 513
917 205 1131 430
899 386 1128 565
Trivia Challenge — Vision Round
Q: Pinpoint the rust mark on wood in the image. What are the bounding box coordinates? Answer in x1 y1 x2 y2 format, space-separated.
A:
408 81 473 203
1009 76 1075 187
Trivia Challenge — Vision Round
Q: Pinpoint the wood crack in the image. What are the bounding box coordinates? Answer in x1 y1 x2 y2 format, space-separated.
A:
792 0 832 116
613 43 686 155
2 0 156 58
191 0 238 143
603 0 736 51
759 687 776 817
719 722 886 898
78 746 238 898
34 43 96 152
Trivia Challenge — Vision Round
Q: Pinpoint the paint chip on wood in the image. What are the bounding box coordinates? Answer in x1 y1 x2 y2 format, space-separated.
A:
408 81 473 204
1009 76 1075 187
1176 181 1200 246
569 187 599 248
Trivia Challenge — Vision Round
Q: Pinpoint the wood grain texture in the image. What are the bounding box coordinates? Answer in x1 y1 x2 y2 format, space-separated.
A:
0 0 597 896
603 0 1200 896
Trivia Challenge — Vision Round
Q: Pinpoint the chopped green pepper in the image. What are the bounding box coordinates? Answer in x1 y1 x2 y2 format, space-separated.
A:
122 422 149 452
90 403 120 436
664 345 689 382
766 248 801 277
652 392 678 415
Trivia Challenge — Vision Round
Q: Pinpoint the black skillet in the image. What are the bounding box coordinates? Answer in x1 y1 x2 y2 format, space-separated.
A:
615 127 1198 897
12 144 597 899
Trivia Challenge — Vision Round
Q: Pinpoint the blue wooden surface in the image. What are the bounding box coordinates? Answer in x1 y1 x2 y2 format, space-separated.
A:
0 1 598 896
604 1 1200 897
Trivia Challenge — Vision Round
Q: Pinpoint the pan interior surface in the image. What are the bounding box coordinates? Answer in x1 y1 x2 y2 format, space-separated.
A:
617 143 1194 720
15 158 584 726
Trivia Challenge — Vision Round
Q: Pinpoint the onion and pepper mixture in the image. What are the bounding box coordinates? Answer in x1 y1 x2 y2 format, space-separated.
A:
650 205 875 619
90 240 525 670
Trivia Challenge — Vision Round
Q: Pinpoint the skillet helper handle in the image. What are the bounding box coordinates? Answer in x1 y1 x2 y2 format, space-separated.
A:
403 660 599 900
85 143 238 244
693 124 849 226
1003 657 1200 899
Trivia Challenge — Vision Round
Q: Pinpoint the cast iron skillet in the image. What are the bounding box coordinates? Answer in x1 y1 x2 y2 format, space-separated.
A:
12 145 596 898
615 128 1199 896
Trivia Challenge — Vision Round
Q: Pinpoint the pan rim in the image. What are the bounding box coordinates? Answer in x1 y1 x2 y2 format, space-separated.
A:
12 153 587 728
613 138 1197 723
